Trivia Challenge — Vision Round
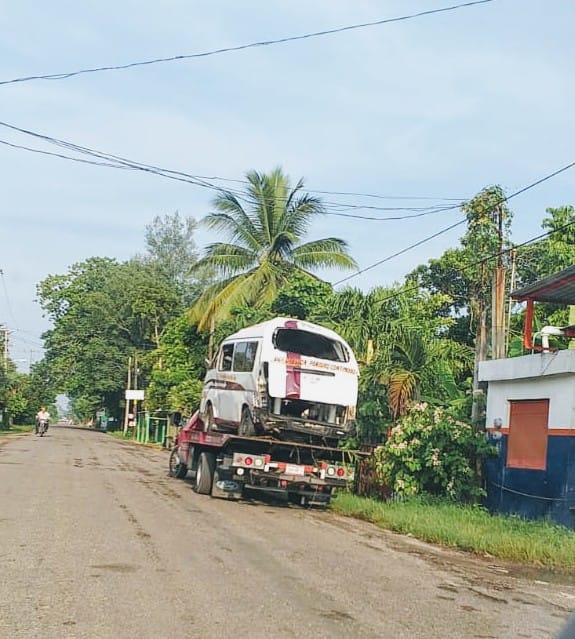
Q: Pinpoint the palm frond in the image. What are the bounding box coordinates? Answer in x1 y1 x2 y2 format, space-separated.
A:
387 369 418 418
190 272 254 330
292 238 358 270
190 260 288 331
193 243 256 278
202 208 261 254
280 193 325 239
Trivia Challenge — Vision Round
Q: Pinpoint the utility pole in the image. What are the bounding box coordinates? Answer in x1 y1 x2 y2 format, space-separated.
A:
123 356 132 434
491 205 507 360
133 354 139 425
0 325 9 428
0 325 9 373
505 250 517 356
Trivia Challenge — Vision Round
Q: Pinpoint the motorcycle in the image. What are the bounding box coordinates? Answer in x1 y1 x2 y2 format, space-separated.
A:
37 419 48 437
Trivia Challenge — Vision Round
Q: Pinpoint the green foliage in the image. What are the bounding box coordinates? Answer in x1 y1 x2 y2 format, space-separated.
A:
142 211 200 303
375 402 495 501
353 376 390 445
37 256 183 419
167 378 204 416
409 185 513 348
145 316 207 413
0 356 57 426
517 206 575 286
270 270 333 320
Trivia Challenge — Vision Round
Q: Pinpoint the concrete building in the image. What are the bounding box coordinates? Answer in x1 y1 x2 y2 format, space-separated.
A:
479 266 575 528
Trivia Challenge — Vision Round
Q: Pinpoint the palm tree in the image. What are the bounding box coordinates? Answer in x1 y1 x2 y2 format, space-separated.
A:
384 329 473 418
190 168 357 330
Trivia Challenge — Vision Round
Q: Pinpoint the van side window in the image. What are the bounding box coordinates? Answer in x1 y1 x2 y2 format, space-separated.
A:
233 341 258 372
219 343 234 371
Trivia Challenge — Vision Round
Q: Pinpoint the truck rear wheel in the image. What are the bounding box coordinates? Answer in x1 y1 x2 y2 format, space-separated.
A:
194 452 216 495
239 407 256 437
169 447 188 479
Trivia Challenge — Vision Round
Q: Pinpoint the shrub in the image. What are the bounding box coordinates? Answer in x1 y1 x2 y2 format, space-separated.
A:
375 402 495 501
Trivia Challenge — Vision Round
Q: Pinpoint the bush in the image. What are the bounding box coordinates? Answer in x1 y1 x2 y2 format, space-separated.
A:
375 402 495 501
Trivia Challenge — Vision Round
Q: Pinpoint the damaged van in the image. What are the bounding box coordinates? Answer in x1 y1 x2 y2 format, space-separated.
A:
199 317 359 444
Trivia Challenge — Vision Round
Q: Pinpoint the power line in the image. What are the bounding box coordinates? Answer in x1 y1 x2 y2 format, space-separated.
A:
343 217 575 314
162 172 466 203
333 220 466 285
333 159 575 287
0 1 495 87
0 122 466 221
0 270 17 324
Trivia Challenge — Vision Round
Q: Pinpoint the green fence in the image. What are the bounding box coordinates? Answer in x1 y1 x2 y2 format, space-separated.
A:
135 412 169 446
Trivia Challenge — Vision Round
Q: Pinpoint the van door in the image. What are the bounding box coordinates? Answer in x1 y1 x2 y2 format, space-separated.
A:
226 340 259 424
208 340 259 427
268 327 357 406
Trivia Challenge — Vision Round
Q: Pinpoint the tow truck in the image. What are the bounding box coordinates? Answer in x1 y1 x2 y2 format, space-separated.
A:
168 411 364 506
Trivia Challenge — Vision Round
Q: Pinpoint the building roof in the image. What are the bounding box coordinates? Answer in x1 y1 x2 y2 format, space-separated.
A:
511 264 575 304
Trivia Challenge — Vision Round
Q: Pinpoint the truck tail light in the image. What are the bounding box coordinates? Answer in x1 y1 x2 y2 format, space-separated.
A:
320 463 354 481
233 453 267 469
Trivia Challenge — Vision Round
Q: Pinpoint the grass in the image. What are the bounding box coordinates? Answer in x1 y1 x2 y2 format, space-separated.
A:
331 492 575 570
106 430 165 449
0 424 35 435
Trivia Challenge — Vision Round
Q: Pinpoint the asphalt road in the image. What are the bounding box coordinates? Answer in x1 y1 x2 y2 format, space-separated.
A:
0 425 573 639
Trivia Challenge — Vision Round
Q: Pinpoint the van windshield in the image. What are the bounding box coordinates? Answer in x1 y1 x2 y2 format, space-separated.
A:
273 328 348 362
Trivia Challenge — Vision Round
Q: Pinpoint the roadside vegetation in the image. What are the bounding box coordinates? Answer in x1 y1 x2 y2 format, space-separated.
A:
0 423 35 435
331 493 575 570
3 167 575 547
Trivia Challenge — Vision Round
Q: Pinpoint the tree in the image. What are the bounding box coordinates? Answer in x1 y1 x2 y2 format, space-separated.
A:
326 284 466 443
37 257 182 419
517 206 575 285
408 186 513 426
507 206 575 350
270 270 333 320
382 329 472 419
190 168 357 330
145 316 207 413
143 212 200 303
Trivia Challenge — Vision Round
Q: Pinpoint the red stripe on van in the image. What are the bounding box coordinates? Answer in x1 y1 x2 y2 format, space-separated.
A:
286 351 301 398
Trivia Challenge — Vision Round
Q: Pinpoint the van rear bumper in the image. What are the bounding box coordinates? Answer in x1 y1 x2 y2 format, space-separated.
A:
255 411 354 441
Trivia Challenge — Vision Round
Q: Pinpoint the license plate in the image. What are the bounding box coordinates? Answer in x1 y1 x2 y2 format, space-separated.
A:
284 464 305 476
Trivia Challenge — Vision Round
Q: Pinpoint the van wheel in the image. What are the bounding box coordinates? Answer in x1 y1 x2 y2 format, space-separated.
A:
194 452 216 495
239 407 256 437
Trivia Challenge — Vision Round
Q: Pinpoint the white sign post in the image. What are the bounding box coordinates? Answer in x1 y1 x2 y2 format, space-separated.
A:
125 390 145 400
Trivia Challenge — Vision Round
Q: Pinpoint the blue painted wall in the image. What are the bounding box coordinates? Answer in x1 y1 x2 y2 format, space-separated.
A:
484 433 575 528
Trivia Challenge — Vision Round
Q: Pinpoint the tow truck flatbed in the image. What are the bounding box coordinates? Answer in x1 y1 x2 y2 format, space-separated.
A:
169 412 367 506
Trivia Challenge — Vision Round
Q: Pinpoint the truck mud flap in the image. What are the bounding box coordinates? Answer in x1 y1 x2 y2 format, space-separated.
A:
211 468 243 500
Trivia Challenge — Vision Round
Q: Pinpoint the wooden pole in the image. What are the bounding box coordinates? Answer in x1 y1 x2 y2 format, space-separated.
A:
123 356 132 434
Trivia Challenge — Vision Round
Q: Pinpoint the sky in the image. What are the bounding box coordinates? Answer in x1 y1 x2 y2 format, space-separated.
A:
1 0 574 370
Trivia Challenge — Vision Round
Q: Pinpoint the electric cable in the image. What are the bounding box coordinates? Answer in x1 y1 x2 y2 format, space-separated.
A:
0 270 18 325
333 160 575 286
0 1 495 87
0 122 467 220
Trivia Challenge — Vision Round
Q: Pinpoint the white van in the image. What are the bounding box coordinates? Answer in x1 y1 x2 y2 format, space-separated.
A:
199 317 359 442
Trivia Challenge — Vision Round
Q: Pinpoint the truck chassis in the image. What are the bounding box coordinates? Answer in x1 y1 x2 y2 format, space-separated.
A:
169 413 364 506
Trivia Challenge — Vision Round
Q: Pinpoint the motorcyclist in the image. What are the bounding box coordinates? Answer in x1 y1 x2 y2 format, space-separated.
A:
35 406 51 434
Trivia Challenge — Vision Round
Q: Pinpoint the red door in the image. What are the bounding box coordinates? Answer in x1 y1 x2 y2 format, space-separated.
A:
506 399 549 470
